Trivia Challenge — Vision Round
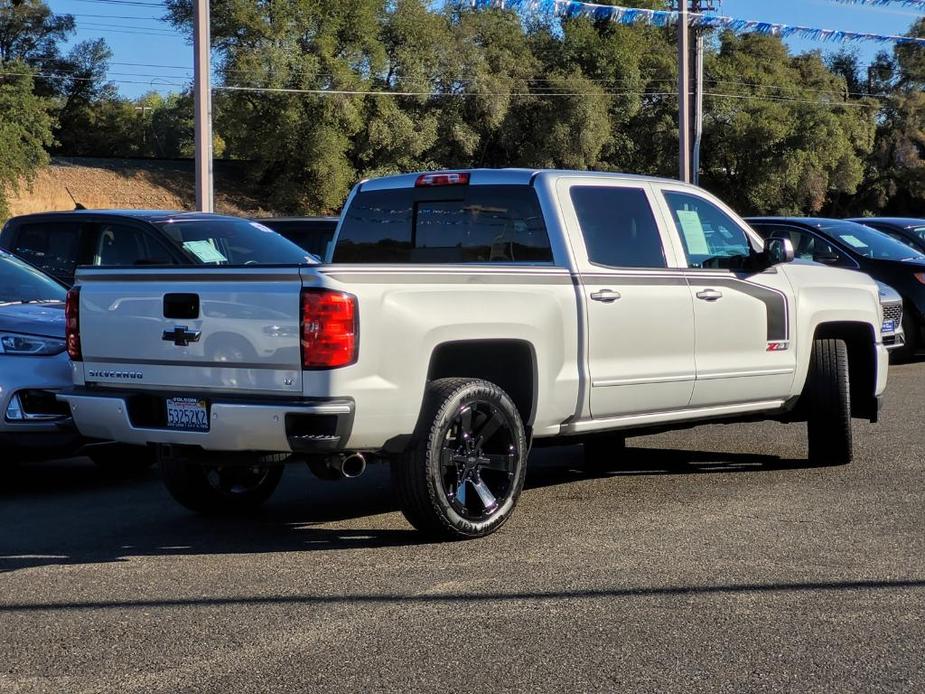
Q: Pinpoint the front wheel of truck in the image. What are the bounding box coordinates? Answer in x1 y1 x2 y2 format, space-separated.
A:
159 450 285 514
392 378 528 540
806 338 852 466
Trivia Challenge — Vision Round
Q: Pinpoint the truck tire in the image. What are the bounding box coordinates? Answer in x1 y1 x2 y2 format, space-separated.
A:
159 450 284 514
806 338 852 466
88 444 156 476
392 378 528 540
583 433 626 471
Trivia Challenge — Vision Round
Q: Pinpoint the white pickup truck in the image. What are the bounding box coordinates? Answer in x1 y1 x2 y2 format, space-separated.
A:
61 170 889 539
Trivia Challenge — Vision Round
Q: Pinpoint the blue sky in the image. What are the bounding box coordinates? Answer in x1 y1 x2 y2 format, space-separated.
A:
48 0 924 99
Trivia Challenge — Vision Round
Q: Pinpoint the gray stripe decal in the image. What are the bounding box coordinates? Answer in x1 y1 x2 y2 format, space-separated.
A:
580 274 688 286
687 277 789 342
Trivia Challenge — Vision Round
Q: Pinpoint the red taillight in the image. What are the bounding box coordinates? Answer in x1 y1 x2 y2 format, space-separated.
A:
65 286 82 361
415 172 470 187
300 289 358 369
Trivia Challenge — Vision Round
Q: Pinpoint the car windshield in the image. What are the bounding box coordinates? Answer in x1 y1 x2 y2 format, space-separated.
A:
911 226 925 242
820 222 925 261
0 252 66 304
152 218 318 265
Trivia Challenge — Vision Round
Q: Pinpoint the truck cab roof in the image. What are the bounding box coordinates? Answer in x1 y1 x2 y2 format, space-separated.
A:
358 168 693 191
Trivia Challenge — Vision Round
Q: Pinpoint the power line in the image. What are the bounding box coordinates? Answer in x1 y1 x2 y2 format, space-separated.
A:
215 85 677 97
0 68 898 107
71 13 166 20
71 0 166 6
76 26 177 36
81 21 175 32
703 91 879 107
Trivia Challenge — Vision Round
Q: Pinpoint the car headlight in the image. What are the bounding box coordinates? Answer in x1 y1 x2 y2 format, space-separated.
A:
0 332 66 356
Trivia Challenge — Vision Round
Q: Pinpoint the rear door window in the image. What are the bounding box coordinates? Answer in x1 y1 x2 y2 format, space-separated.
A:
12 222 82 283
333 185 552 264
569 186 666 269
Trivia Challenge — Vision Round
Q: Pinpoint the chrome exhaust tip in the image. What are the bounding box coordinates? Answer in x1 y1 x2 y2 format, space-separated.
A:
338 453 366 479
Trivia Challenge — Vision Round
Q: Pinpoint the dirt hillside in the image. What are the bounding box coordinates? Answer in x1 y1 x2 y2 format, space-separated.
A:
6 157 277 220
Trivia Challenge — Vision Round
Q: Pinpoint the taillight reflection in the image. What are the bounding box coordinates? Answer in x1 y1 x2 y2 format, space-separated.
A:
65 286 82 361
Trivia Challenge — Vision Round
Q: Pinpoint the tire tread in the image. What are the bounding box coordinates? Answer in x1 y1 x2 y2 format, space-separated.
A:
806 338 852 466
393 377 526 540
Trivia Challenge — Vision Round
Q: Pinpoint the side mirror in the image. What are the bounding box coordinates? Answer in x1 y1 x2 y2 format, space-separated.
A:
765 237 795 265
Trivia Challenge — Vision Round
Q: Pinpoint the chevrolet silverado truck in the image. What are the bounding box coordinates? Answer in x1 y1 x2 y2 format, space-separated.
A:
60 170 889 540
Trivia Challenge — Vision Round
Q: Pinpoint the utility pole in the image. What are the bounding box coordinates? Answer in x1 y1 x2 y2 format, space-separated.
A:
691 1 715 185
677 2 691 183
193 0 213 212
134 105 153 151
678 1 715 185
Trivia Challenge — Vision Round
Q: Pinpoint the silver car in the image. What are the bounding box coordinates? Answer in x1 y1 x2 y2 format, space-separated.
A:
0 250 150 470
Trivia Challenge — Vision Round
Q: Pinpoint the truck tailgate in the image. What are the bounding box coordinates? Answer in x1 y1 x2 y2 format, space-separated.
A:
75 267 304 395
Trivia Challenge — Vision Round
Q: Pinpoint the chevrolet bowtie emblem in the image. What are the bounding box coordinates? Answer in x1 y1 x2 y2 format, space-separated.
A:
162 326 201 347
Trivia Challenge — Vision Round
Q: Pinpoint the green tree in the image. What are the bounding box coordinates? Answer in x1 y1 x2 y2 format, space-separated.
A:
0 0 74 96
0 61 53 219
53 38 119 154
167 0 402 213
856 18 925 214
701 33 876 215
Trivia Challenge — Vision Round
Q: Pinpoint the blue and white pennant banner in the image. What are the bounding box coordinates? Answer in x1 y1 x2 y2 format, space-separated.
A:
473 1 925 45
828 1 925 9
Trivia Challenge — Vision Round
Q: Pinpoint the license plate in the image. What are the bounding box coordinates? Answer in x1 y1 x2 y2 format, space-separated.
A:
882 319 896 334
166 397 209 431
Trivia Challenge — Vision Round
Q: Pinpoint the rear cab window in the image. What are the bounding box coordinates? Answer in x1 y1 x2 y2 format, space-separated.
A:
333 185 553 264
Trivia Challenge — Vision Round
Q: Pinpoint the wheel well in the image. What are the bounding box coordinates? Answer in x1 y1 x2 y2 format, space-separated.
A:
813 321 878 421
427 340 537 427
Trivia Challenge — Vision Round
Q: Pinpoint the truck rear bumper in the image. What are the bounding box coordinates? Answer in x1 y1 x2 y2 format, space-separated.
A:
58 390 354 454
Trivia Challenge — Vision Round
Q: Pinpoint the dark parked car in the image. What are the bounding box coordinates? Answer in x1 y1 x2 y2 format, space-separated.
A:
0 210 316 286
746 217 925 359
255 217 338 260
846 217 925 255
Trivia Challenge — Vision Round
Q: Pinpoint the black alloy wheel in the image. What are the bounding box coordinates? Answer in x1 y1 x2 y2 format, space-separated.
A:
393 378 528 540
439 400 518 521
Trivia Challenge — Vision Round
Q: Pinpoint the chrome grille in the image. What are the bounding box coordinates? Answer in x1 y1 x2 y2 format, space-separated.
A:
882 303 903 326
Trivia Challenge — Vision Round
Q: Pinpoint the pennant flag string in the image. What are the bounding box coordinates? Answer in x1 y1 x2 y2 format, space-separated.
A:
828 0 925 9
472 1 925 45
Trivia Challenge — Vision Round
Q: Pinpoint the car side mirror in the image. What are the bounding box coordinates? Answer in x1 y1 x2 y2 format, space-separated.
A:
765 237 794 266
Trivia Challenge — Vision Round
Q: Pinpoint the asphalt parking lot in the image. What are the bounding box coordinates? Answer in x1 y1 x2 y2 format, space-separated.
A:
2 362 923 693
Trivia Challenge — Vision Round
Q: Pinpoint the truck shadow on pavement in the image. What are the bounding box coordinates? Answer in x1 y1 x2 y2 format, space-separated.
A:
3 578 924 615
1 444 813 574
